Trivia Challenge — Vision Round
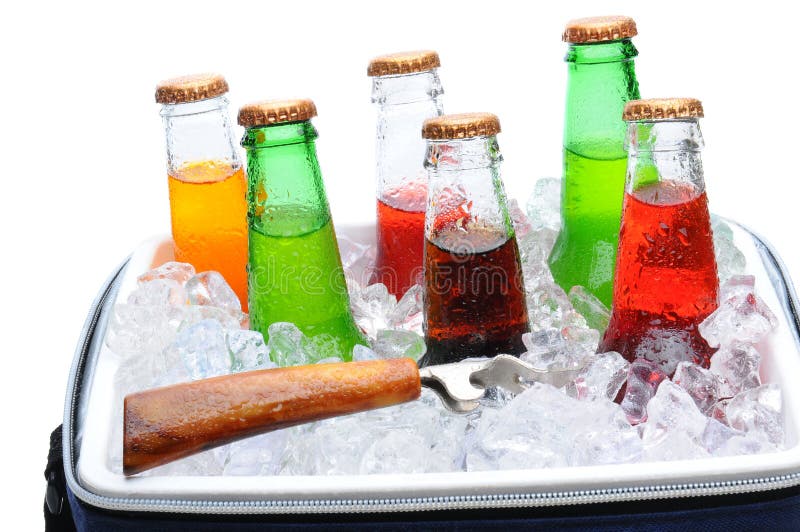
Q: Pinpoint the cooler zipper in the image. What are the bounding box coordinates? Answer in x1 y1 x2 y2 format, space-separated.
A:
64 229 800 515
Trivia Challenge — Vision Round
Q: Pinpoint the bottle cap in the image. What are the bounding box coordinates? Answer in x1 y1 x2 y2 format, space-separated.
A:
623 98 704 121
237 99 318 127
367 50 441 77
562 16 637 43
155 73 229 104
422 113 501 140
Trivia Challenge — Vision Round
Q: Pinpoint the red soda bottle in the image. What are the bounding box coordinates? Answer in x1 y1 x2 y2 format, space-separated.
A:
420 113 530 366
367 51 444 296
599 98 719 370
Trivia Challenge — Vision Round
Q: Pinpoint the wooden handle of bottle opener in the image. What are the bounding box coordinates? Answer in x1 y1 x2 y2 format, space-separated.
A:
123 358 421 475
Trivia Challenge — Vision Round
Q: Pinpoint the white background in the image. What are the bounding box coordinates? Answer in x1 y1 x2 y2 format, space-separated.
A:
2 0 798 526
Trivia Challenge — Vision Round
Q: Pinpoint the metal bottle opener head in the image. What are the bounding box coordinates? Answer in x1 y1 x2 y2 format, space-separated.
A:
418 355 582 413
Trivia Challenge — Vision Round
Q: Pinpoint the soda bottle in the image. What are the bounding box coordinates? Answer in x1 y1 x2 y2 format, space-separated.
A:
420 113 530 366
238 99 368 360
598 98 719 369
368 50 444 296
156 73 248 309
548 16 641 306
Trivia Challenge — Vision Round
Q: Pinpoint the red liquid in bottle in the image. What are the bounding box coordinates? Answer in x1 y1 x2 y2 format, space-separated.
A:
599 181 719 368
372 183 427 297
422 229 530 366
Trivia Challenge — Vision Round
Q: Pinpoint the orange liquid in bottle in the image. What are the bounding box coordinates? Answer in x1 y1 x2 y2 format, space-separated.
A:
168 160 248 310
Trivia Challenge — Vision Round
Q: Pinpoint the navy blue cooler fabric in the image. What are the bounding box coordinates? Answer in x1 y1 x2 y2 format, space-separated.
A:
66 482 800 531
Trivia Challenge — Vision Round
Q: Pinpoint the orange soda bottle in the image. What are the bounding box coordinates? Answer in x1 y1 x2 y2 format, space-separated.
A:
155 74 248 309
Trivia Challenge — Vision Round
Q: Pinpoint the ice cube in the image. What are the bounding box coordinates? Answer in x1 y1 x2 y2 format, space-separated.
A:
702 418 775 457
113 340 188 397
352 344 379 362
517 230 553 273
640 381 710 461
280 389 466 475
641 431 710 462
702 418 742 455
568 286 611 332
478 386 516 410
316 356 344 364
709 342 761 397
566 351 629 401
633 329 695 376
569 399 643 467
185 271 242 315
266 322 322 367
467 384 569 471
168 319 231 380
226 329 272 373
525 177 561 231
337 234 376 287
699 281 778 348
223 431 288 476
106 303 182 358
128 279 187 307
643 380 709 439
466 383 640 471
709 398 731 425
181 305 242 331
373 329 426 361
359 432 432 475
672 362 722 414
720 275 755 300
279 421 364 476
526 278 571 315
508 198 532 237
388 284 424 334
143 447 225 477
711 217 747 284
137 261 196 285
726 384 783 446
349 282 396 339
620 358 667 424
521 327 595 371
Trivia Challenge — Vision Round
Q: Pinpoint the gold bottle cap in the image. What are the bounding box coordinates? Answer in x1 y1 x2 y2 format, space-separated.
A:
367 50 441 77
623 98 704 121
155 73 229 104
562 15 637 43
422 113 501 140
237 99 318 127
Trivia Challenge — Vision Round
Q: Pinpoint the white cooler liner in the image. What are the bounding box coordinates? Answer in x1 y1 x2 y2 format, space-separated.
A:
76 221 800 504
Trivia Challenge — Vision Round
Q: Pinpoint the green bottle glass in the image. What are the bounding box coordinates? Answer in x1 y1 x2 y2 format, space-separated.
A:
548 16 641 307
238 99 367 361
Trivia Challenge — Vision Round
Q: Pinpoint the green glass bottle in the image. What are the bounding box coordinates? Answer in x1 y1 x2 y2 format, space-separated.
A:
238 99 367 361
548 16 641 307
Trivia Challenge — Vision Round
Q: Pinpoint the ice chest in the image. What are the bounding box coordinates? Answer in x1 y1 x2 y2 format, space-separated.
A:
53 220 800 530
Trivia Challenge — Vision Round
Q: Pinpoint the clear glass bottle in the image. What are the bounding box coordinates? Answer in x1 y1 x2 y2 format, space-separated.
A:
156 73 248 309
599 98 718 370
368 50 444 297
420 113 529 366
239 99 368 360
548 16 641 307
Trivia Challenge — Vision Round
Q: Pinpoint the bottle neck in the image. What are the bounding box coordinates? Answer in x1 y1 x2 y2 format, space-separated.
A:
373 70 444 210
241 121 331 236
371 69 443 105
161 95 240 175
626 119 706 198
564 39 640 160
424 136 514 251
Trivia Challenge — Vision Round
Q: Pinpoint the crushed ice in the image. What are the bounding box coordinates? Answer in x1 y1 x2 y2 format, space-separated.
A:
106 179 783 476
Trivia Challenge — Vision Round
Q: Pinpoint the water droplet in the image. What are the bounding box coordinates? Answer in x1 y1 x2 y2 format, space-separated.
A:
677 228 690 246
